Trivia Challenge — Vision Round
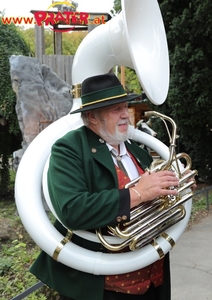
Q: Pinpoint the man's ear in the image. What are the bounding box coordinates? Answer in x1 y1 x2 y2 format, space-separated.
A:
86 111 98 125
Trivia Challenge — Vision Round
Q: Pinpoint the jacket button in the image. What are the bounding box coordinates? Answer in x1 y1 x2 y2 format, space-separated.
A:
116 216 122 223
122 215 127 221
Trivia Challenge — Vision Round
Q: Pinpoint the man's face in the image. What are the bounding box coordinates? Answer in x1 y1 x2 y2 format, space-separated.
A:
95 102 130 146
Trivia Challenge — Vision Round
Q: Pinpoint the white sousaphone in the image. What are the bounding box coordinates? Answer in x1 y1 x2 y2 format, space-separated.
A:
15 0 192 275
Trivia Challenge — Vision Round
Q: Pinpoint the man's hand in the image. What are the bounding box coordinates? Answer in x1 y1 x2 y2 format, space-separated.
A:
130 170 179 208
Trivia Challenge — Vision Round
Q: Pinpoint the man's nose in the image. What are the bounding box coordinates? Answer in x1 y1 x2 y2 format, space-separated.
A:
121 107 129 118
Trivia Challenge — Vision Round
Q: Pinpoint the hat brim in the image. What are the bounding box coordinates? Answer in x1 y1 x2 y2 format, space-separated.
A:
70 93 140 114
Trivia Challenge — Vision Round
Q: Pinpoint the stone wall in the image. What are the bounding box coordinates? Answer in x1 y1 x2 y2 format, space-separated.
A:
9 55 73 170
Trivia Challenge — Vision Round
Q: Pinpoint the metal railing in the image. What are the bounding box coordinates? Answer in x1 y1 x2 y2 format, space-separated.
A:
10 281 44 300
192 185 212 211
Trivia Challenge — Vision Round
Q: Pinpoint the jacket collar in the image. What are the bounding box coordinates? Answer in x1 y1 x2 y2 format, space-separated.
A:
84 126 149 172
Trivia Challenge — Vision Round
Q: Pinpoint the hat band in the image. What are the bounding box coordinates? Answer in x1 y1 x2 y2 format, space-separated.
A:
80 93 127 108
80 85 127 108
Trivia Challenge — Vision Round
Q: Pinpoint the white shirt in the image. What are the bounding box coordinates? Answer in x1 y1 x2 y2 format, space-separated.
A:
106 142 140 180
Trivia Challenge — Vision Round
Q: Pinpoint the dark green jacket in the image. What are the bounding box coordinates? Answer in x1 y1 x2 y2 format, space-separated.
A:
30 126 170 300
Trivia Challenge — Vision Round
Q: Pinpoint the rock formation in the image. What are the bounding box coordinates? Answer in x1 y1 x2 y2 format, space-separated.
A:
9 55 73 170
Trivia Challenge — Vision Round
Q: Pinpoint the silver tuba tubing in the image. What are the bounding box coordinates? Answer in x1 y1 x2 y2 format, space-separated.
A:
96 111 198 252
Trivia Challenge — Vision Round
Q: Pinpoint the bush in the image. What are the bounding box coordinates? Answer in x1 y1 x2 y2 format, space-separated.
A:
0 199 59 299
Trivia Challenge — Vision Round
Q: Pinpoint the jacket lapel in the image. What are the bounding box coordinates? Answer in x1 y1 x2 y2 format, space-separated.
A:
125 140 152 171
84 127 152 183
85 127 118 186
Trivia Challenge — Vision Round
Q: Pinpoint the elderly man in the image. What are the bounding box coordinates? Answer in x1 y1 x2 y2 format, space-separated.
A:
30 73 180 300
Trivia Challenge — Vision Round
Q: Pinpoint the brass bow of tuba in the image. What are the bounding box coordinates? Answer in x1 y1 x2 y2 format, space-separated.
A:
96 111 198 254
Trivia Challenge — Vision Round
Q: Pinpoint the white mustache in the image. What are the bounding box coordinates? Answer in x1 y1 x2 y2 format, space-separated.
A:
118 119 129 126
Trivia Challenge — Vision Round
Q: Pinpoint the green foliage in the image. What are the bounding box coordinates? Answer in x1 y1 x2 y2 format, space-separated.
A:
0 200 59 299
18 27 88 56
113 0 212 183
110 0 122 15
0 239 46 299
0 257 12 276
116 67 142 94
17 26 54 56
17 27 36 56
191 189 212 218
150 0 212 183
0 18 31 196
43 30 55 55
0 154 10 196
62 31 88 55
124 68 142 94
0 19 31 132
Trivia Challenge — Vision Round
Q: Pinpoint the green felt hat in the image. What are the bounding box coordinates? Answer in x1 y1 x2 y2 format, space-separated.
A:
70 73 139 114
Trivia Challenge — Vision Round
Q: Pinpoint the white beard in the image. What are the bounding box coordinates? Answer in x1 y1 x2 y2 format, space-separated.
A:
98 119 129 146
